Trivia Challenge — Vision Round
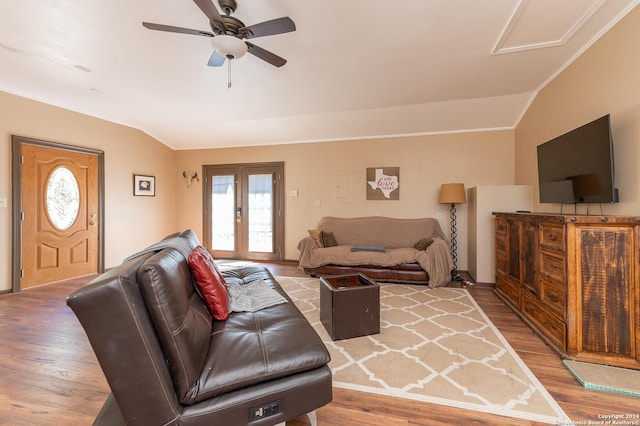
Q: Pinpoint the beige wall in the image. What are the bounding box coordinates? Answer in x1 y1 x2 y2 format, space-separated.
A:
0 89 515 292
0 91 177 292
4 5 638 291
515 6 640 214
176 131 516 266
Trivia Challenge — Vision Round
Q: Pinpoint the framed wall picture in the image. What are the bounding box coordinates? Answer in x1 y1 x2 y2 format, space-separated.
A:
133 174 155 196
366 167 399 200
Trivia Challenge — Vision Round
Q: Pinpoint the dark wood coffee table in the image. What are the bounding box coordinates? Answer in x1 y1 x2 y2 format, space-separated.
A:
319 274 380 340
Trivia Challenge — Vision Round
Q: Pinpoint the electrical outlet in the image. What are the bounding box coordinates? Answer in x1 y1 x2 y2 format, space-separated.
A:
436 212 445 220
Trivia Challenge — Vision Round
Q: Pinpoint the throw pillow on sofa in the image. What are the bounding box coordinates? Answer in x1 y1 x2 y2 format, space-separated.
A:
188 245 230 320
308 229 323 247
320 231 338 247
414 238 434 251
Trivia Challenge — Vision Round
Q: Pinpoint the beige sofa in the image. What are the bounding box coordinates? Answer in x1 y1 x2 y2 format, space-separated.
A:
297 216 453 287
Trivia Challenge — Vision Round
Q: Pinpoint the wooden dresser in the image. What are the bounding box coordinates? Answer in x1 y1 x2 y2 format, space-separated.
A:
493 212 640 369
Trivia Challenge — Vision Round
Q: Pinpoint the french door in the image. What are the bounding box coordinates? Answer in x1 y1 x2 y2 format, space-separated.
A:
203 162 284 261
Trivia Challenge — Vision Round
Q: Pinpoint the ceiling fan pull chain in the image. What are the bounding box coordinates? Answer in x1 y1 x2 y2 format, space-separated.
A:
227 60 232 89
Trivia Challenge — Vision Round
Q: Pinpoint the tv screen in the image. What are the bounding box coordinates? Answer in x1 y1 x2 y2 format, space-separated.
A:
537 114 618 204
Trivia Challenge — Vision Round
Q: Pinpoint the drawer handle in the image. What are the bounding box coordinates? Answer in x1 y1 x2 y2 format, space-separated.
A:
525 306 534 315
548 294 559 303
545 321 558 331
548 233 557 241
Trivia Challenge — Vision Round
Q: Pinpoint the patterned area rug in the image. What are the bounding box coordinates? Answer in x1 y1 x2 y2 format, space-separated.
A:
277 276 569 424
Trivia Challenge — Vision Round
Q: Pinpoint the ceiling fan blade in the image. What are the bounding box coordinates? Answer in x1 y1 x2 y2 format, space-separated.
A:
192 0 226 33
142 22 213 37
241 17 296 39
207 51 226 67
245 42 287 67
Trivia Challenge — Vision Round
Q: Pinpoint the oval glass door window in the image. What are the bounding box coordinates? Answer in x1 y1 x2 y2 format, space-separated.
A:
46 166 80 230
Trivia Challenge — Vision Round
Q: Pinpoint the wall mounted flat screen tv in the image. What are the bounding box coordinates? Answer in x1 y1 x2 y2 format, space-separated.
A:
537 114 618 204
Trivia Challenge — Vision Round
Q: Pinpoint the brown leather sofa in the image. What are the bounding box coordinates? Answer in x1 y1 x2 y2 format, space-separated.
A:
67 230 332 425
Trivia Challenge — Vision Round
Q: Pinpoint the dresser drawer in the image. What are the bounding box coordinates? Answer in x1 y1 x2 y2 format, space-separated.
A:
496 276 520 308
540 224 565 253
539 252 565 284
522 294 566 351
541 278 566 318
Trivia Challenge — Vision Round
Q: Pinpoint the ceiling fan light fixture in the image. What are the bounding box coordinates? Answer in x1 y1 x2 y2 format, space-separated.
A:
210 35 247 59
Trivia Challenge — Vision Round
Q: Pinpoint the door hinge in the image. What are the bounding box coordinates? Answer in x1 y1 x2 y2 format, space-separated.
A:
20 269 24 278
21 155 24 164
20 211 24 221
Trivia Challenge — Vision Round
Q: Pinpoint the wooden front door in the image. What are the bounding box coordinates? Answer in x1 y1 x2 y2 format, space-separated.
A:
19 142 101 289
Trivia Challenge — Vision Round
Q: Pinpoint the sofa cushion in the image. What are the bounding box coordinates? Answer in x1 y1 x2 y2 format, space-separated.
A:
188 245 229 320
317 216 446 248
188 267 331 404
138 248 213 404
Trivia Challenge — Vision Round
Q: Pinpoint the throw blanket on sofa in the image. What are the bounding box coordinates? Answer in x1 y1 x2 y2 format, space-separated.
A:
228 279 288 312
298 217 454 287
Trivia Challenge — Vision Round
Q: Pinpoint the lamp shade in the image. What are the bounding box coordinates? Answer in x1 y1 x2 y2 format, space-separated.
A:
439 183 466 204
210 35 248 59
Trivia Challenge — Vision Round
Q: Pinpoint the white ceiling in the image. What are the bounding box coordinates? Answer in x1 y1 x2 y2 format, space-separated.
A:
0 0 638 150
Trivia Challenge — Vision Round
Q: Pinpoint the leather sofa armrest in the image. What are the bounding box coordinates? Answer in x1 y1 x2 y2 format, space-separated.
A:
67 257 182 425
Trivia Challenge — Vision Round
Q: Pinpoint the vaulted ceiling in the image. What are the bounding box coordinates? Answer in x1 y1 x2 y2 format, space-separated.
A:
0 0 638 149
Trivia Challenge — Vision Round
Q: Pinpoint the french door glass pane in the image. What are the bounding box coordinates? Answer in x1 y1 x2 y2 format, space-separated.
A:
211 175 235 251
248 174 273 253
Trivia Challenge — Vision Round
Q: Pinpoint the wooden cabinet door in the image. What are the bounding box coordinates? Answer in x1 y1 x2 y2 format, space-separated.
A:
575 225 635 361
507 219 520 282
521 221 539 297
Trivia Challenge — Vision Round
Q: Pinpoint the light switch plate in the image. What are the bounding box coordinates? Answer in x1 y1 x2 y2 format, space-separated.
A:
0 197 7 208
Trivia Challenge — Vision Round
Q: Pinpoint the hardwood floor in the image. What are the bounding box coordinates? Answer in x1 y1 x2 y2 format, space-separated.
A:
1 262 637 425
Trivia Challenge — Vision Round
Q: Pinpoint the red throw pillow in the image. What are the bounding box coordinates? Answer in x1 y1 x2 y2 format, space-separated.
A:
187 246 229 320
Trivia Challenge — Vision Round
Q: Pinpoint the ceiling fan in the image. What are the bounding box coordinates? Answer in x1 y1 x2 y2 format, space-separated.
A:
142 0 296 68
